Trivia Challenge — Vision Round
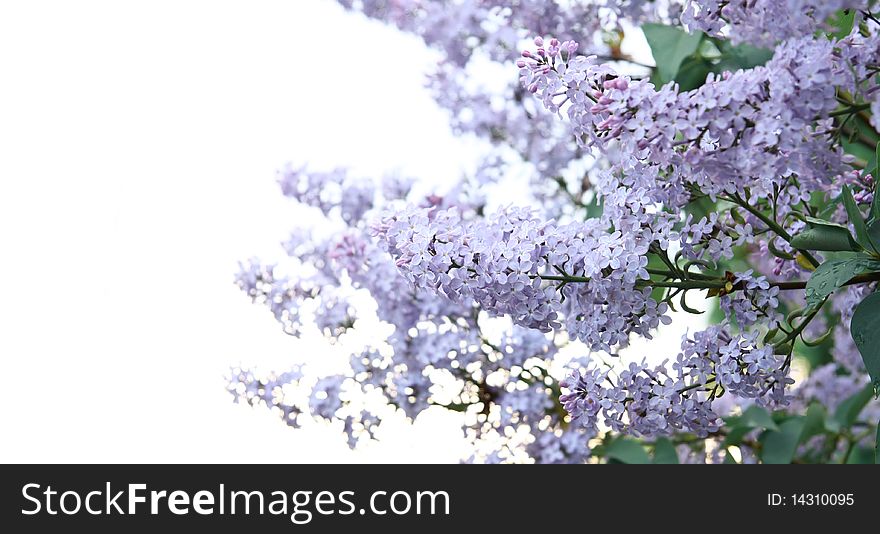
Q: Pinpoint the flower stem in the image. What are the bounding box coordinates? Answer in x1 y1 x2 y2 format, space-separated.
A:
721 193 821 268
827 102 872 118
535 270 880 292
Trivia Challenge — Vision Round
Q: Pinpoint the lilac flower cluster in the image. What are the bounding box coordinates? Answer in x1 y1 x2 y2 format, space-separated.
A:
227 366 304 427
341 1 672 215
235 259 318 336
560 324 790 438
309 375 346 419
682 1 868 47
233 163 592 459
337 0 676 65
278 166 376 224
719 271 781 329
229 3 880 462
426 60 593 202
519 35 853 206
519 26 880 285
374 204 671 352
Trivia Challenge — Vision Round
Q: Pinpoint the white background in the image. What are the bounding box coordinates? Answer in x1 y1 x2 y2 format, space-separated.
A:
0 0 679 463
0 0 479 462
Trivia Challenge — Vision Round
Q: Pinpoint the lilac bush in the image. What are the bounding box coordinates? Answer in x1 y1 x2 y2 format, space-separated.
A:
230 1 880 463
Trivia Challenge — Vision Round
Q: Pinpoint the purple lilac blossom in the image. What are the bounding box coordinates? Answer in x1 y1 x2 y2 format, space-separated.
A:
682 1 869 47
230 4 880 462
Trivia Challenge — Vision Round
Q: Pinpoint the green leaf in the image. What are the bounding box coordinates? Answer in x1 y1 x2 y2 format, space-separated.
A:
827 9 856 39
642 23 703 83
437 401 470 412
759 417 806 464
652 438 679 464
869 220 880 251
875 140 880 177
647 252 672 304
672 55 713 91
600 438 651 464
790 217 861 252
663 38 773 92
842 134 875 167
724 405 778 446
813 190 842 220
841 185 874 252
875 421 880 464
723 450 738 464
804 257 880 309
801 403 828 443
871 196 880 226
871 141 880 223
713 41 773 72
853 113 880 144
759 405 830 463
846 446 875 464
738 405 779 430
723 428 753 447
851 293 880 396
832 383 874 431
584 195 604 220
